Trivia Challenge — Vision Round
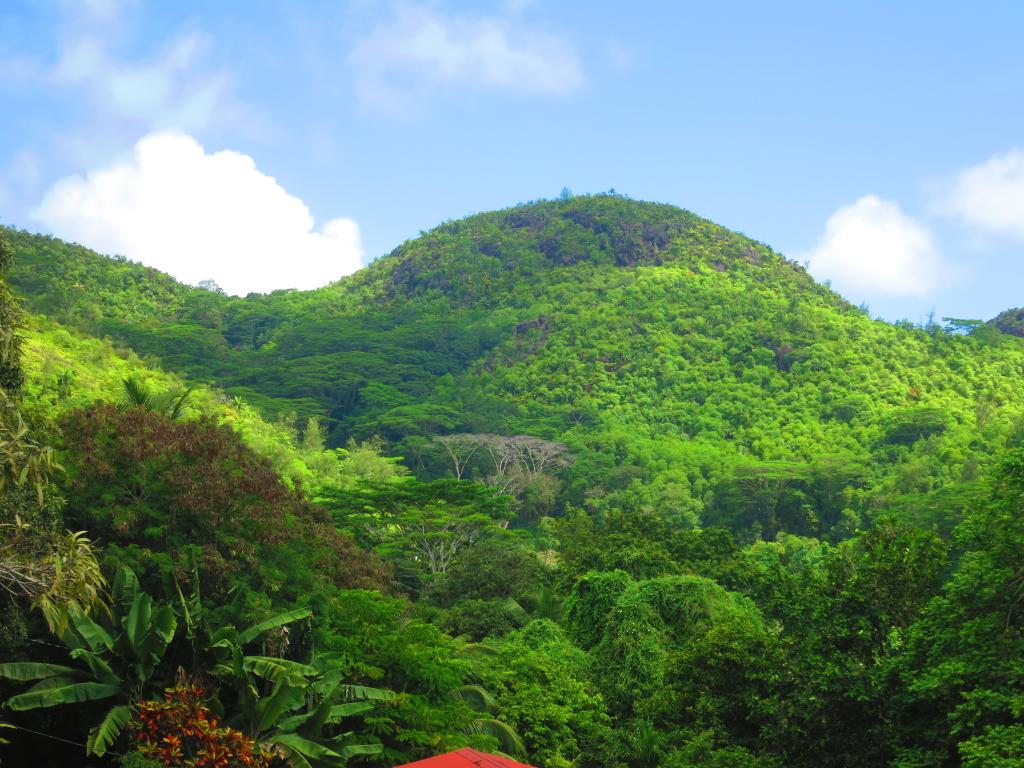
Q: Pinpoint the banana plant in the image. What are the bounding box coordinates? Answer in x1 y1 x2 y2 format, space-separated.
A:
177 577 390 767
0 566 176 757
232 652 392 768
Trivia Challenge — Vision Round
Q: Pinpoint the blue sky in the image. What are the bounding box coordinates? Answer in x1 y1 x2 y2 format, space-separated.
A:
1 1 1022 320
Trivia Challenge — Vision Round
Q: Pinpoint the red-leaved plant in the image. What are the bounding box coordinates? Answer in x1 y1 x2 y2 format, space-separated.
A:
127 683 272 768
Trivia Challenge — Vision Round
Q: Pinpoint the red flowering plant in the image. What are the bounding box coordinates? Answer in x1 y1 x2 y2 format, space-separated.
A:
127 683 273 768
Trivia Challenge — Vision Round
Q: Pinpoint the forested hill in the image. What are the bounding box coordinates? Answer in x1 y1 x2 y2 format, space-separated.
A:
6 199 1024 767
7 194 1024 540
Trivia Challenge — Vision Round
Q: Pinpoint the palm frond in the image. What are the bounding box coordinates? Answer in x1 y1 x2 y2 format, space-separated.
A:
454 684 497 712
462 718 526 757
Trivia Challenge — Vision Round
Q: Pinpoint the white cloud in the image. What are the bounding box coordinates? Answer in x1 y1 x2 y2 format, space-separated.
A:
801 195 945 298
33 132 364 296
351 3 583 112
52 32 232 134
0 2 240 144
939 149 1024 240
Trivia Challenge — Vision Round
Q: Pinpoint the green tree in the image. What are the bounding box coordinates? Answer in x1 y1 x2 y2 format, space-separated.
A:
891 449 1024 765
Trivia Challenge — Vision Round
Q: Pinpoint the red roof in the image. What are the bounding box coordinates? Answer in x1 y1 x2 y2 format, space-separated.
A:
395 748 538 768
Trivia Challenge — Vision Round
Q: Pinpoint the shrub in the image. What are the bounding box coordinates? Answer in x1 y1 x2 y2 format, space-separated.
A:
127 683 271 768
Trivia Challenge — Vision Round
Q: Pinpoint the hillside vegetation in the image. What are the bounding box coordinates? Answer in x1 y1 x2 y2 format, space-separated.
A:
8 196 1024 538
3 198 1024 767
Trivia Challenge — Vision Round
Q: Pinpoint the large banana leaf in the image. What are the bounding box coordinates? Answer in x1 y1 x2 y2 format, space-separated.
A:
336 684 394 701
275 706 321 735
63 610 114 654
138 603 177 664
86 704 132 756
272 732 345 768
255 682 307 735
68 649 120 686
150 603 177 643
7 682 120 710
0 662 82 681
122 593 153 658
336 742 385 759
238 607 313 645
245 656 318 685
25 675 87 694
111 566 140 609
326 701 376 722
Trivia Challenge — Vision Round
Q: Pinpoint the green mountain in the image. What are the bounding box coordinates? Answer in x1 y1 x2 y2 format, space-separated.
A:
5 199 1024 768
8 194 1024 539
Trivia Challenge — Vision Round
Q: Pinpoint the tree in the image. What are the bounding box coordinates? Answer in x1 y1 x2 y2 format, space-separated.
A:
324 478 511 587
890 448 1024 764
426 538 546 608
434 434 484 480
472 621 613 768
60 404 390 599
433 434 572 522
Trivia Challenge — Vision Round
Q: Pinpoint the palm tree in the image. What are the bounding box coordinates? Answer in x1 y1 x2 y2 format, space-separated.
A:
453 642 526 758
118 376 194 420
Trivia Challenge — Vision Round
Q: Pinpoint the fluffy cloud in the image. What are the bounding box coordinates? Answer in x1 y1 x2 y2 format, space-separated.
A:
801 196 945 298
33 132 364 295
351 3 583 111
939 149 1024 240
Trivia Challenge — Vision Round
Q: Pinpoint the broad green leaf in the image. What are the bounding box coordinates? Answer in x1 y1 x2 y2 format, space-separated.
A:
149 603 177 644
272 732 343 760
238 607 313 645
0 662 82 682
122 593 153 657
338 743 385 759
245 656 316 684
255 682 306 735
112 567 139 608
26 676 84 694
337 684 395 702
327 701 376 721
65 611 113 653
68 650 119 685
275 708 317 734
7 682 120 711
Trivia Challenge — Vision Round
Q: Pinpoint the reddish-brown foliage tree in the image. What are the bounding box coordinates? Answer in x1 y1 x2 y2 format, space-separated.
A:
60 405 390 598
